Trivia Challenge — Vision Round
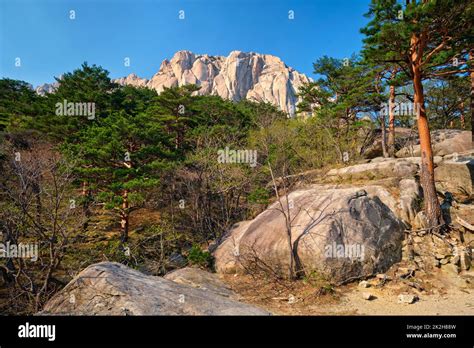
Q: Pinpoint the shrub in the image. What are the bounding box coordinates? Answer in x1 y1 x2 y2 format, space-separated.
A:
187 245 213 269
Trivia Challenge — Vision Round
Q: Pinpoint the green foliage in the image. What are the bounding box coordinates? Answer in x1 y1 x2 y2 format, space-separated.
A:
148 84 201 157
187 245 213 268
22 63 118 143
248 187 270 205
425 77 471 130
0 79 45 131
361 0 472 81
297 55 385 122
53 62 117 115
249 115 365 173
303 271 334 294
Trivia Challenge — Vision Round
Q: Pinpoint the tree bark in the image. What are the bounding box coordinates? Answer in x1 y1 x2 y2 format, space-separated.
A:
380 113 388 158
121 155 132 243
388 84 396 156
470 50 474 142
81 181 91 230
411 33 443 228
120 189 129 243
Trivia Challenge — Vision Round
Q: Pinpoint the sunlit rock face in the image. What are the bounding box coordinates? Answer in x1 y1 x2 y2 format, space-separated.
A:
115 50 311 114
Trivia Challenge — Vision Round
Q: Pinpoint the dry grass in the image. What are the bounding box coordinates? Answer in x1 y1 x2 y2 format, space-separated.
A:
221 272 352 315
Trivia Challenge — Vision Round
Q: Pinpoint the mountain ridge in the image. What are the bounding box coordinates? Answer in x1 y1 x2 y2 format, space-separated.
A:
34 50 312 114
114 50 312 114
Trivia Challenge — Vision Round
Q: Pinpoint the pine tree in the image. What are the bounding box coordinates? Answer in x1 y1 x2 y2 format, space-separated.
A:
149 85 201 156
361 0 473 228
67 107 173 243
298 55 384 122
29 62 117 143
0 79 44 131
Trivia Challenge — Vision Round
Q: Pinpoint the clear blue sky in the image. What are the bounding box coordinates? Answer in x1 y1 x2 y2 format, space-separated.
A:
0 0 371 87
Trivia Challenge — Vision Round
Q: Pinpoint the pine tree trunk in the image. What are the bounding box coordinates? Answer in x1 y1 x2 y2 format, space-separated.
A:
380 113 388 158
470 50 474 142
414 78 442 227
120 189 129 243
411 34 443 228
388 84 396 156
81 181 91 230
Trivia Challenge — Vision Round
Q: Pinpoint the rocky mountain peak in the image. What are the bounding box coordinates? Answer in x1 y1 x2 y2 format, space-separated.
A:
115 50 311 114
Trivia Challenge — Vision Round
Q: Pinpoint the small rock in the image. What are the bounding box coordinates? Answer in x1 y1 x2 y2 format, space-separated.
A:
413 236 423 244
397 267 414 279
167 252 187 269
444 263 460 274
358 280 370 288
440 258 450 265
376 274 392 281
435 247 453 255
413 256 425 269
398 294 419 304
406 281 424 291
362 292 374 301
452 255 460 265
459 248 471 271
413 211 429 230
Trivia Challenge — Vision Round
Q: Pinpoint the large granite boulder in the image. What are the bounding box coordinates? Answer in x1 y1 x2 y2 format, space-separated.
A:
398 178 423 225
214 185 405 283
164 267 235 298
359 127 414 159
327 158 419 179
359 129 471 160
396 130 471 158
435 158 474 196
41 262 269 315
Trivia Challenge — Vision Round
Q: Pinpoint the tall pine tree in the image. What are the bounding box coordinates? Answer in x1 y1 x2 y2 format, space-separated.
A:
361 0 472 228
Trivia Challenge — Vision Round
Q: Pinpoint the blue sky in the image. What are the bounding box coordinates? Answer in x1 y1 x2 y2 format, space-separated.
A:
0 0 371 87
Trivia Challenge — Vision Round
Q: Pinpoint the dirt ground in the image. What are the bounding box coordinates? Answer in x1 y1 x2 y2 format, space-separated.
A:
221 266 474 315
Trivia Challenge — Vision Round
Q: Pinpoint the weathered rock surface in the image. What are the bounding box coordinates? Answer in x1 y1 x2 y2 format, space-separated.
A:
396 130 472 158
114 73 148 87
214 185 405 282
35 81 59 96
435 159 474 196
327 158 419 179
41 262 269 315
359 127 413 159
359 129 472 160
398 294 418 304
164 267 235 298
398 178 422 225
114 50 311 114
